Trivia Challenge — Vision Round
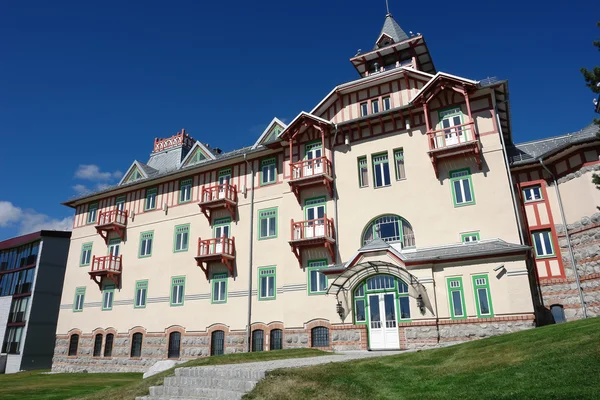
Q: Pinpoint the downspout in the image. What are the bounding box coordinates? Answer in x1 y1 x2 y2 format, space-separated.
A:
538 159 588 319
431 276 440 344
331 124 340 261
244 153 256 351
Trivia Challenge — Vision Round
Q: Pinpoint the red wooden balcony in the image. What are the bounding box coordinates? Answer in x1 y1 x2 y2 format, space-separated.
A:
289 216 335 267
95 209 128 244
288 157 333 203
426 122 481 178
194 237 235 279
198 183 237 222
89 255 122 289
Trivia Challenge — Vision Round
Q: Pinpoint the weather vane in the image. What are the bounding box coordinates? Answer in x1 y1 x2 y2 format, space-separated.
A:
386 0 390 14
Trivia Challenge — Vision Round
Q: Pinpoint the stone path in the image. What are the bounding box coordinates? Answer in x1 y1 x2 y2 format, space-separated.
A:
137 350 406 400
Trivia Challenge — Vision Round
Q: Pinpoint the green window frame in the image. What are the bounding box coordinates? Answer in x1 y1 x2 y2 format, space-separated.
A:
393 149 406 180
258 267 276 301
211 273 228 304
87 203 98 224
438 107 465 143
472 275 494 318
372 152 391 188
447 277 466 320
461 232 480 243
532 230 555 258
115 195 126 211
307 259 328 295
134 280 148 309
450 168 475 207
102 284 115 311
260 157 277 186
138 231 154 258
170 276 185 306
80 242 93 267
353 285 367 324
213 217 231 238
73 287 86 312
179 179 192 204
173 224 190 253
357 157 368 188
258 208 277 240
144 188 157 211
188 148 207 165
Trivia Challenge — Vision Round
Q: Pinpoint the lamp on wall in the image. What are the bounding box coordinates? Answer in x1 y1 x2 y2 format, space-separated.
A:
336 300 345 321
417 294 426 314
405 120 411 130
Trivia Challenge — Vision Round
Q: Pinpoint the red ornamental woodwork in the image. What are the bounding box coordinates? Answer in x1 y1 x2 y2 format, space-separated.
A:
153 129 195 153
89 255 122 289
289 216 336 267
95 209 128 244
198 183 238 222
194 237 235 280
288 156 334 203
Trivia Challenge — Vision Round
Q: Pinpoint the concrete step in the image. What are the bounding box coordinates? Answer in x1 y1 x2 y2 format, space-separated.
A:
163 375 258 392
149 385 244 400
175 366 266 380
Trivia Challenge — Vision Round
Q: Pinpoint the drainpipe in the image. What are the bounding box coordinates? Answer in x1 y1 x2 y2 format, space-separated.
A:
331 124 340 261
538 159 588 319
431 276 440 344
244 153 256 351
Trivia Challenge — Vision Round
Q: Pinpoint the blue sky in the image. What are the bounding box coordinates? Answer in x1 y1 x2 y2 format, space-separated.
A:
0 0 597 240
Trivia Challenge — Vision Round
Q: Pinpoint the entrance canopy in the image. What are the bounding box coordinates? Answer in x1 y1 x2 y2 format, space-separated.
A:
325 260 434 314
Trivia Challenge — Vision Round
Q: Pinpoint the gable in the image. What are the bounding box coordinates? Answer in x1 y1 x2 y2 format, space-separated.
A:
180 141 216 168
264 124 283 143
376 33 394 48
122 165 144 184
252 117 287 149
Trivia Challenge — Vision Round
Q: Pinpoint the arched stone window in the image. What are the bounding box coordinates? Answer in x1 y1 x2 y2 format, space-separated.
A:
168 332 181 359
362 215 415 248
551 304 566 324
93 334 103 357
270 329 283 351
130 332 143 357
251 329 264 352
311 327 329 348
211 330 225 356
104 333 114 357
68 334 79 356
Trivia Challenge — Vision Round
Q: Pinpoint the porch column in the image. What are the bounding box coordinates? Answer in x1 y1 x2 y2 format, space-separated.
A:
464 90 475 138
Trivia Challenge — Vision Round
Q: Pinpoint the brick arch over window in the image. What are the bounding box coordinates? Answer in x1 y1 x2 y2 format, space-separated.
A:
361 214 415 248
67 329 82 357
305 319 332 350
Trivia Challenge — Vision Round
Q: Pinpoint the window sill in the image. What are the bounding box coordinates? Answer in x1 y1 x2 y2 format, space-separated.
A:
138 255 152 259
258 236 277 241
173 249 189 253
258 297 276 301
454 202 475 208
308 292 326 296
260 181 277 187
534 254 556 260
373 184 392 189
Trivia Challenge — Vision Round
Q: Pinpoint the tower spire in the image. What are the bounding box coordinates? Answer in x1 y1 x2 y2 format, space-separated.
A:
385 0 390 14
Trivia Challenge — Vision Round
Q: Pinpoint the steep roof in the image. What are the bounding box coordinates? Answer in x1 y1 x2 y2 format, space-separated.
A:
374 14 409 50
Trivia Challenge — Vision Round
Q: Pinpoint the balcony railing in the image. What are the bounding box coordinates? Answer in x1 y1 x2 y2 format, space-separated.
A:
97 209 128 226
428 122 476 150
290 157 332 181
200 183 238 204
90 255 122 274
197 237 235 257
291 216 335 241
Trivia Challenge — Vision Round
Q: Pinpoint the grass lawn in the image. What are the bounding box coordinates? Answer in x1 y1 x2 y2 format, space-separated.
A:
246 318 600 400
0 348 327 400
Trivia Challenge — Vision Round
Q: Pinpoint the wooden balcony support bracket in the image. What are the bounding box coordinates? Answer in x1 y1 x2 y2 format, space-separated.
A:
324 241 336 264
95 210 128 245
88 255 122 290
290 184 301 204
290 243 303 267
89 272 120 290
199 204 212 223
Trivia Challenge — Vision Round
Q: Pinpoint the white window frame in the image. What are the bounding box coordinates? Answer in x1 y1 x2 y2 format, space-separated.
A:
523 185 543 202
360 102 368 117
532 230 554 257
372 153 391 188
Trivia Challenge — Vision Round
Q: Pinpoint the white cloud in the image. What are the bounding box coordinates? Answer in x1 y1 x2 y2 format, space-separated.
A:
0 201 72 235
74 164 122 181
72 184 89 195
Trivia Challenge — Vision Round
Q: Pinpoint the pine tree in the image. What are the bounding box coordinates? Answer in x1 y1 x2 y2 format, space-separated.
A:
581 22 600 190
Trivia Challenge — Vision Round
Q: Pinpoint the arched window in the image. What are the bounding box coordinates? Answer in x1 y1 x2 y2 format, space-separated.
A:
551 304 566 324
362 215 414 248
68 334 79 356
211 330 225 356
270 329 283 351
168 332 181 359
130 332 143 357
251 329 264 352
311 327 329 347
353 274 411 323
104 333 114 357
93 334 103 357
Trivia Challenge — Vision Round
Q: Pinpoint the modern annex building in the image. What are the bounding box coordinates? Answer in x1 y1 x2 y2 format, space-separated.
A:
0 230 71 373
52 14 599 372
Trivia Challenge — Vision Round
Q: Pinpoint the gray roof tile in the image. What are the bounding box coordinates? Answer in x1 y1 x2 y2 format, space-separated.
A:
373 14 409 50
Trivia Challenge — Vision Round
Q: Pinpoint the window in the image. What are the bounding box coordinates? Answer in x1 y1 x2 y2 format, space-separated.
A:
450 169 475 206
2 326 23 354
80 243 93 266
168 332 181 359
102 284 114 311
124 166 143 183
308 260 328 295
551 304 566 324
261 158 277 185
68 334 79 356
372 153 391 188
523 185 543 202
87 203 98 224
188 148 207 165
382 96 391 111
398 280 411 319
439 108 465 146
108 238 121 257
211 330 225 356
461 232 480 243
472 275 493 317
362 214 415 248
73 287 85 312
144 188 157 211
447 277 466 319
270 329 283 351
358 157 368 187
252 329 264 352
104 333 114 357
212 273 228 304
93 334 103 357
171 276 185 306
135 280 148 308
258 267 276 300
355 298 366 323
116 195 126 212
372 99 380 114
258 208 277 240
130 333 143 357
367 275 395 290
179 179 192 204
360 102 368 116
393 149 406 180
532 230 555 257
173 224 190 252
218 168 232 186
311 326 329 347
139 231 153 258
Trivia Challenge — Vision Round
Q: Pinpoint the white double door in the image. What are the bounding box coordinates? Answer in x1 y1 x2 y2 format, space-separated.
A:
440 114 463 146
218 174 231 199
304 146 323 177
368 293 400 350
214 224 230 253
305 203 325 238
